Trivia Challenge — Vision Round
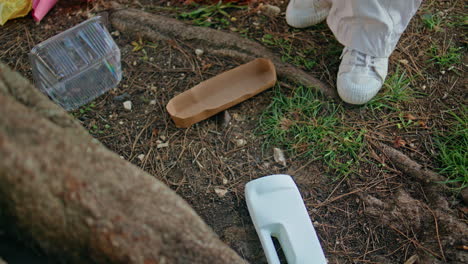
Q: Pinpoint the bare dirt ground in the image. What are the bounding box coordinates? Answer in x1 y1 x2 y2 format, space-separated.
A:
0 0 466 263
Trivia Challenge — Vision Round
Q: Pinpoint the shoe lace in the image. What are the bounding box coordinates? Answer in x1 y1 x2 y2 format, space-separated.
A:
340 47 376 68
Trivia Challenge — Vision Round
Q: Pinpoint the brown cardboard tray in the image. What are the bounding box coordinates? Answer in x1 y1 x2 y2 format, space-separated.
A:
166 58 277 128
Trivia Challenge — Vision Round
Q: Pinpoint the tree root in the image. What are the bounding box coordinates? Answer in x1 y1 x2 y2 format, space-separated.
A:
0 62 245 264
359 189 468 263
358 143 468 262
109 8 338 99
373 142 455 209
375 142 445 184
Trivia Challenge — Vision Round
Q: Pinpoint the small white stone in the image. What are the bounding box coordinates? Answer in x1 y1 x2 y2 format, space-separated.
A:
157 142 169 149
214 188 228 198
399 59 409 65
123 101 132 111
261 4 281 17
119 121 124 125
195 49 204 56
149 100 156 105
111 31 120 37
137 154 145 161
235 139 247 147
222 178 228 185
232 113 245 121
273 147 287 167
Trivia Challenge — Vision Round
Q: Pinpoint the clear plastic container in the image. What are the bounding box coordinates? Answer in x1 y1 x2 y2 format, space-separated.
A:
30 16 122 110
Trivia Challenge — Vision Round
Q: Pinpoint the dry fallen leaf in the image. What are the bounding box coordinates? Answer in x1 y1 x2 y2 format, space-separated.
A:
393 136 406 148
201 62 213 71
280 118 294 130
457 245 468 250
405 113 417 121
418 120 429 129
152 128 159 138
131 37 144 52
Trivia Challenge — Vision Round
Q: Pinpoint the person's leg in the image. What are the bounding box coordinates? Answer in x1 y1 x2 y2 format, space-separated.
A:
286 0 331 28
327 0 422 104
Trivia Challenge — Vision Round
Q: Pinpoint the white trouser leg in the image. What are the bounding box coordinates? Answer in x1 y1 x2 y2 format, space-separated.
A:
327 0 422 58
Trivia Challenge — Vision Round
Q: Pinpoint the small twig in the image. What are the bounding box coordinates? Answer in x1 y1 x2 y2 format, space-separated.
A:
192 147 205 164
291 156 321 175
422 203 446 262
130 118 155 159
320 175 347 203
312 188 365 208
144 61 192 73
389 225 441 259
96 132 125 140
142 147 153 169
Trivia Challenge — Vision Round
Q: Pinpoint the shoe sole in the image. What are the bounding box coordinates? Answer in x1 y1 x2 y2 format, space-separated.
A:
286 6 330 28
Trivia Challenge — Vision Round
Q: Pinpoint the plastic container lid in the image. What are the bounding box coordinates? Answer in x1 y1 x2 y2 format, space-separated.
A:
30 16 122 110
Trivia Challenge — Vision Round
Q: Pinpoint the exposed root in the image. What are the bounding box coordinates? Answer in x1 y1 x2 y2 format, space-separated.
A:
375 142 445 184
359 189 468 263
109 8 338 99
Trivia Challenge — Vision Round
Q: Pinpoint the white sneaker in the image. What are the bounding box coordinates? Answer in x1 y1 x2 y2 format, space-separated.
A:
286 0 331 28
337 48 389 105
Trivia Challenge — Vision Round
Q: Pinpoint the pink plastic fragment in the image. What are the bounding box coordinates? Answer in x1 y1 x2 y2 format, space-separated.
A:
32 0 94 22
32 0 58 22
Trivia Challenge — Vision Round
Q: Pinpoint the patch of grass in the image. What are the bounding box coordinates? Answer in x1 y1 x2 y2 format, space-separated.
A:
367 68 414 112
446 14 468 28
90 123 112 135
435 109 468 189
427 42 463 68
72 102 96 118
131 37 159 61
261 34 317 70
179 1 246 28
396 113 413 130
421 13 443 31
258 85 366 177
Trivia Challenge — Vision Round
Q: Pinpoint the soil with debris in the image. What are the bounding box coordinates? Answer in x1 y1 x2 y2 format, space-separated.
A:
0 0 466 263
